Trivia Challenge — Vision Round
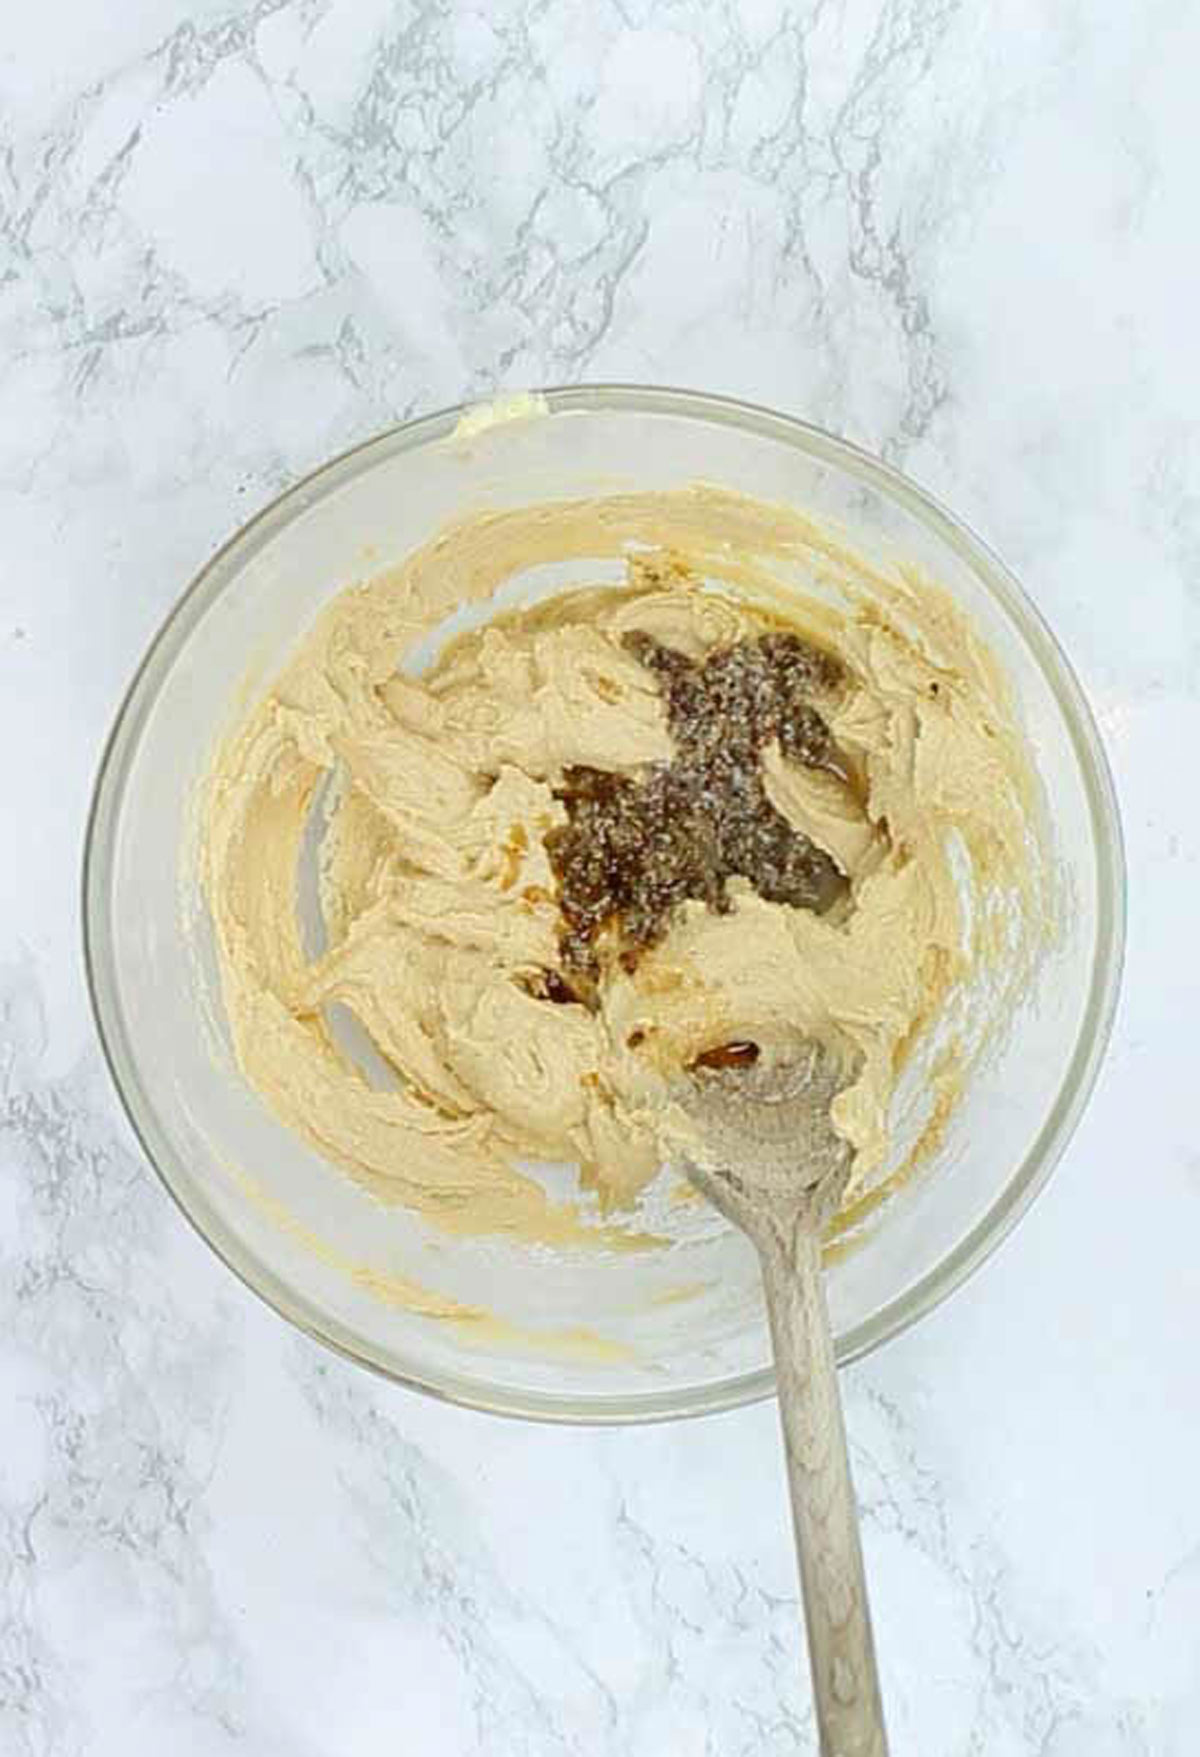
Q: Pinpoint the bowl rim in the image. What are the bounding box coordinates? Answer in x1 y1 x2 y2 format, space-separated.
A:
82 382 1127 1425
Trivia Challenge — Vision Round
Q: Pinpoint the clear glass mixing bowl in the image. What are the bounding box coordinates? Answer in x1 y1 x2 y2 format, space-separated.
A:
83 387 1125 1422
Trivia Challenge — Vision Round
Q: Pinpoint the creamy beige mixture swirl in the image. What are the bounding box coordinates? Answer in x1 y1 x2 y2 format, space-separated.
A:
201 487 1045 1251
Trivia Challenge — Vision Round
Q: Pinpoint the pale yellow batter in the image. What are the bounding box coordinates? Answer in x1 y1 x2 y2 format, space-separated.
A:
201 486 1046 1255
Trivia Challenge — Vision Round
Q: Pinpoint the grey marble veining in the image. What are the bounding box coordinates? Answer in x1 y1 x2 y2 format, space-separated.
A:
2 1 1198 1750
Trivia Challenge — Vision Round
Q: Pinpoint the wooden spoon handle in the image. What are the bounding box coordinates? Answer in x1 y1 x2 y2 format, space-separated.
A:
758 1220 889 1757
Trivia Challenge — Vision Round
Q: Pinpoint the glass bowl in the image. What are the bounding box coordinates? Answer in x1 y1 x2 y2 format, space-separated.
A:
83 386 1125 1423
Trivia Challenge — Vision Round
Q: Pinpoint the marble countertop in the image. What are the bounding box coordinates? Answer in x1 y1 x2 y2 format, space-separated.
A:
2 2 1196 1751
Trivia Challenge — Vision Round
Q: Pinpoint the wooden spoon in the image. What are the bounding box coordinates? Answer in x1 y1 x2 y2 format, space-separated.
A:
681 1040 889 1757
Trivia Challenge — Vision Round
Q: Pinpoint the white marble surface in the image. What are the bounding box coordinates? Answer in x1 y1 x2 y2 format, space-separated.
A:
1 0 1197 1749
